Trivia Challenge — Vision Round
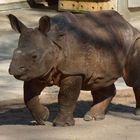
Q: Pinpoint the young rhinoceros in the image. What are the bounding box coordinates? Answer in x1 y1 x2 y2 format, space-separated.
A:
8 10 140 126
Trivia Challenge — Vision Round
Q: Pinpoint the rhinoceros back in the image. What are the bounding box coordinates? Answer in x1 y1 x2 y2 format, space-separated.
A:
50 11 140 88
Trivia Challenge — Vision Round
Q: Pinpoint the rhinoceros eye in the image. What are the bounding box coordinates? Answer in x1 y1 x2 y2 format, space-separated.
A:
31 51 38 60
32 54 38 59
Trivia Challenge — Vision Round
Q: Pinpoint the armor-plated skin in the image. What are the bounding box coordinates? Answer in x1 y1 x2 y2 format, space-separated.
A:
8 10 140 126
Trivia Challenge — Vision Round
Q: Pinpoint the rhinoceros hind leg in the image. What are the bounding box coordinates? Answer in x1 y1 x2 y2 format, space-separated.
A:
84 84 116 121
133 87 140 115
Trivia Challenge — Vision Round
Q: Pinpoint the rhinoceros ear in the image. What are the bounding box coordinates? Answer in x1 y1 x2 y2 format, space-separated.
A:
39 16 50 34
7 14 27 33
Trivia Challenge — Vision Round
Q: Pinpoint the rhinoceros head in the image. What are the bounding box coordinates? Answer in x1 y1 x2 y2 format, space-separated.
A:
8 14 58 81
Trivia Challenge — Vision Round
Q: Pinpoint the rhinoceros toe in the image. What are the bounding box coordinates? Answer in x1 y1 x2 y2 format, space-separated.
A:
53 114 75 127
31 105 49 125
84 111 105 121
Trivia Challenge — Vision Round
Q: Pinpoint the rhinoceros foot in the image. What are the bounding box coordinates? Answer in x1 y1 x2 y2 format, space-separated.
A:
31 105 49 125
134 108 140 116
53 114 75 127
84 110 105 121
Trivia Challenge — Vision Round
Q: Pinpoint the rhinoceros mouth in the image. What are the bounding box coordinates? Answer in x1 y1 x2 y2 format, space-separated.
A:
14 74 31 81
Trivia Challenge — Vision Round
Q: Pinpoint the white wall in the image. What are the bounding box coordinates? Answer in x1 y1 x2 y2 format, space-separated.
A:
0 0 25 4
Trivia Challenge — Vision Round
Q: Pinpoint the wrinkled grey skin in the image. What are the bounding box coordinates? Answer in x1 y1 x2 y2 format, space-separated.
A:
8 10 140 126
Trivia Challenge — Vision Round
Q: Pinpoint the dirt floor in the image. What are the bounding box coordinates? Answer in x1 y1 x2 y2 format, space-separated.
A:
0 88 140 140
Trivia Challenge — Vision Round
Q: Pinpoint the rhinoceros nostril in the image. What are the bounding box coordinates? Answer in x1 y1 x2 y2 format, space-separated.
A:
19 66 26 72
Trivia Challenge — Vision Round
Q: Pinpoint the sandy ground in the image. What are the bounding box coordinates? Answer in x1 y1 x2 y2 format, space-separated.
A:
1 7 140 140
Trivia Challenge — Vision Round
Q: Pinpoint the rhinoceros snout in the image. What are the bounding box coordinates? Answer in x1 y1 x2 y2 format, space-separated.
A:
9 65 28 80
9 65 27 76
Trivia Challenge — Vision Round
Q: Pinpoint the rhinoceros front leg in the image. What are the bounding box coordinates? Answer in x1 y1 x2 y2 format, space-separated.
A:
133 87 140 115
24 80 49 125
53 76 82 127
84 84 116 121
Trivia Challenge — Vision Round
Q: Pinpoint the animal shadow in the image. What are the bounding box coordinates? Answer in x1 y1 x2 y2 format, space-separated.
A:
0 101 139 125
